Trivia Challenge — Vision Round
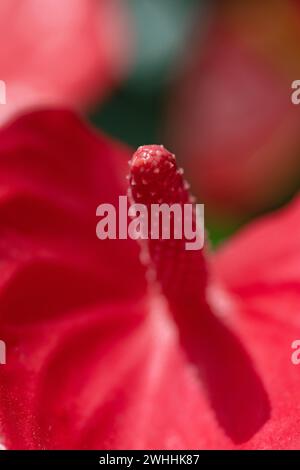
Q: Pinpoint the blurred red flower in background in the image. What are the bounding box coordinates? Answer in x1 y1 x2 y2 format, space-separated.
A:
167 0 300 221
0 110 299 449
0 0 130 124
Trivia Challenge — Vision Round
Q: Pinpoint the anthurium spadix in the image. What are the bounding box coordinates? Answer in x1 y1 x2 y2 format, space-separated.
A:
96 194 204 251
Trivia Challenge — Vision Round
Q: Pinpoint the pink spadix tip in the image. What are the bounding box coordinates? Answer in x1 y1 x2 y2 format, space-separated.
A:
129 145 191 205
131 144 175 169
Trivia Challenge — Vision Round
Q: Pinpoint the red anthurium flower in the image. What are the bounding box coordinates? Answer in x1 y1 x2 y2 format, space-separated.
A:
0 0 130 124
0 110 299 450
167 0 300 220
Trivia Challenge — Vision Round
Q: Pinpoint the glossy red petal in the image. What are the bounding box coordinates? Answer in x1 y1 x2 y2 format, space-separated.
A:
0 110 148 449
77 299 232 450
213 195 300 322
213 195 300 448
0 299 148 449
0 109 146 312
